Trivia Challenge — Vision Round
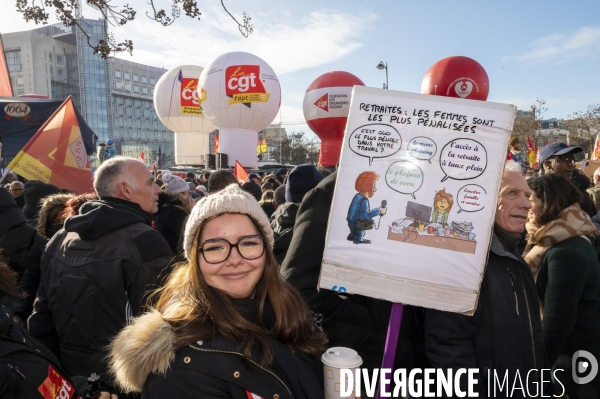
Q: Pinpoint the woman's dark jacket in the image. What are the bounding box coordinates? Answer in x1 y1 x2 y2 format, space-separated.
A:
110 308 323 399
536 236 600 397
279 172 430 383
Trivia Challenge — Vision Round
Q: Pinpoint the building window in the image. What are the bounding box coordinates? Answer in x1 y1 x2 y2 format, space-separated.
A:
57 68 64 77
124 72 130 80
150 88 154 95
133 85 140 93
133 74 139 82
16 77 24 86
49 66 54 75
125 83 131 92
115 70 122 78
142 87 148 95
126 108 133 116
115 81 123 90
142 76 148 84
56 54 64 64
49 52 53 62
150 77 156 85
6 50 22 72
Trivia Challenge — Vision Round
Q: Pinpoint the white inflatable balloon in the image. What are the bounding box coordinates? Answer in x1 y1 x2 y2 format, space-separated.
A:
154 65 215 165
199 52 281 168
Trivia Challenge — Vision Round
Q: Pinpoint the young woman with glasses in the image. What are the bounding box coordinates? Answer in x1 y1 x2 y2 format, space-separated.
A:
109 184 327 399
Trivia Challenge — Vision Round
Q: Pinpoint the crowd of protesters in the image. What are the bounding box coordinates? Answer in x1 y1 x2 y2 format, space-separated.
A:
1 138 599 398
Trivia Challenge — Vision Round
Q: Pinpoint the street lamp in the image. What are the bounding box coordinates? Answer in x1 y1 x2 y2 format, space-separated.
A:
376 61 388 89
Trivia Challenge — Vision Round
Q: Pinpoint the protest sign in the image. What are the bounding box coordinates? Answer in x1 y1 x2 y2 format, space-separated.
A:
319 86 516 314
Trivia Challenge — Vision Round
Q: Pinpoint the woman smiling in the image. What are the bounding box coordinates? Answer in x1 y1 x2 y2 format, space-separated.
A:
109 184 327 399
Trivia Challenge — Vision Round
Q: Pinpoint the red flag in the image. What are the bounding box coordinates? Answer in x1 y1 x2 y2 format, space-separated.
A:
506 150 513 161
233 160 248 183
7 96 93 194
139 150 145 164
0 33 13 97
214 133 219 154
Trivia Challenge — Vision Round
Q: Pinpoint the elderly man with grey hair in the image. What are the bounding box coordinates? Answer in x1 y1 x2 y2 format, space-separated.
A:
29 157 173 392
424 160 549 396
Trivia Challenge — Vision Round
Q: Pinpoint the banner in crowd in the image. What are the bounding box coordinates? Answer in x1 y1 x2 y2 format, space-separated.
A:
8 96 94 194
320 86 516 314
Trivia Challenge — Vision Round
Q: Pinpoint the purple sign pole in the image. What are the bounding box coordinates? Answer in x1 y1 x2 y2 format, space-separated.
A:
377 303 404 398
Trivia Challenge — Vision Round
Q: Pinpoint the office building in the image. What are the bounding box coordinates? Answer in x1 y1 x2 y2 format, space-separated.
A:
2 20 174 165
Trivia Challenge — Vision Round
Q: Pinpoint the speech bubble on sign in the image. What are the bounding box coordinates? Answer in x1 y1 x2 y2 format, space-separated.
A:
385 160 424 199
439 138 487 182
407 136 437 164
349 124 402 166
456 184 487 213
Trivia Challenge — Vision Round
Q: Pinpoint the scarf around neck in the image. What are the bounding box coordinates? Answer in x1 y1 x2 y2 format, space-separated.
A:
523 203 598 279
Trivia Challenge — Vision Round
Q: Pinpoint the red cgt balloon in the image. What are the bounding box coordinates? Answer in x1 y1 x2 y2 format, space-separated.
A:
420 56 489 101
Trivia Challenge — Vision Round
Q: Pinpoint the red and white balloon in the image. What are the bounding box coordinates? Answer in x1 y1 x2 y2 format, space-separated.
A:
199 52 281 168
420 56 489 101
154 65 215 165
303 71 365 167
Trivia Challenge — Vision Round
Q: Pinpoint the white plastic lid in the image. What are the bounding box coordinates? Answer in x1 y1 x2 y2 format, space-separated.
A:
321 347 363 368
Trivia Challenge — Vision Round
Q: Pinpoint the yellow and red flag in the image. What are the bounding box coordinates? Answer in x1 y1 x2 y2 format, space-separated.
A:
233 160 248 183
7 96 93 193
261 137 267 153
527 137 536 167
593 134 600 161
214 133 219 154
0 33 13 97
257 139 261 154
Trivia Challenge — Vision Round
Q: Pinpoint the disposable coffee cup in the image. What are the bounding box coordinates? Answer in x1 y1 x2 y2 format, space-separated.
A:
322 347 363 399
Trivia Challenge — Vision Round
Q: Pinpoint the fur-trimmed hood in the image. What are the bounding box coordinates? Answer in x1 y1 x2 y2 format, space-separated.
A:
36 193 75 236
108 309 175 393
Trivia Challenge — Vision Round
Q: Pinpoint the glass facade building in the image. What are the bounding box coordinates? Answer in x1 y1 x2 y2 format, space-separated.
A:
2 21 175 166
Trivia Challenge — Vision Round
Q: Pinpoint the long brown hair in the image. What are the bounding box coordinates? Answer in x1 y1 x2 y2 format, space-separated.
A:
154 214 327 365
527 174 582 225
433 189 454 213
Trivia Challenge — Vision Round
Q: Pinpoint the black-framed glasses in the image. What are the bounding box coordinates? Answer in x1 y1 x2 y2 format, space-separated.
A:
199 235 265 264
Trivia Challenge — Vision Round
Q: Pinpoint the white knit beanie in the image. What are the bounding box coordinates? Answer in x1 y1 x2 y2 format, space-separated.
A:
162 173 190 195
183 184 275 260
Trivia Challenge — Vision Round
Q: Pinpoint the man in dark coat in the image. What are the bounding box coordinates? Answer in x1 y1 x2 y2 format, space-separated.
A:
280 171 429 398
424 161 549 397
28 157 173 388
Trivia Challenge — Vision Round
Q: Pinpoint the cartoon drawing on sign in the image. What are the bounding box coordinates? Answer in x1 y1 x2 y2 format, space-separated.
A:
431 189 454 225
387 190 477 254
348 124 402 166
439 138 487 182
347 171 387 244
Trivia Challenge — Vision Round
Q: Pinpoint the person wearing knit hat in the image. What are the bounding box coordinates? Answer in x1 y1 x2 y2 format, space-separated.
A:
22 180 61 224
161 173 190 196
285 164 324 204
109 183 327 398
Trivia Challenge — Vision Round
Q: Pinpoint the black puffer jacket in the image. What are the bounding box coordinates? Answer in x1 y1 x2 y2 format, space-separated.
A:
28 197 173 380
424 232 549 398
155 193 188 254
110 308 322 399
280 172 429 396
270 203 299 265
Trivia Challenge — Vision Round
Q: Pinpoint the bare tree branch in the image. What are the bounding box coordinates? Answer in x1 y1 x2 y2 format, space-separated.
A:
14 0 252 59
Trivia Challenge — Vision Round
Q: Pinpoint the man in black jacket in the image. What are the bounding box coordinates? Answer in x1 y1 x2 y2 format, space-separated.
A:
29 157 173 387
424 161 548 398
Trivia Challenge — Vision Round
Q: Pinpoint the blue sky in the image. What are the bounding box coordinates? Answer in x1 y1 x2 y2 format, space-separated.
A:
2 0 599 139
